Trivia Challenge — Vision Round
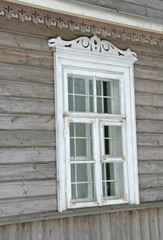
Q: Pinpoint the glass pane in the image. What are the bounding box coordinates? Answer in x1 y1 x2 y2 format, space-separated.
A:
102 163 124 199
103 98 111 113
77 164 88 182
71 163 95 202
75 96 86 112
68 76 73 93
70 139 75 157
74 77 85 94
89 80 93 95
71 164 75 182
71 184 76 200
96 80 101 96
96 78 120 114
103 81 111 96
76 139 87 157
89 97 94 112
77 184 88 199
76 123 86 137
68 74 94 113
97 97 102 113
104 126 122 157
68 95 74 111
70 123 93 160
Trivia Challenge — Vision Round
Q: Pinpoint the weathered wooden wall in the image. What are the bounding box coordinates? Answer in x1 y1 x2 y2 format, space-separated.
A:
75 0 163 20
0 13 163 220
0 207 162 240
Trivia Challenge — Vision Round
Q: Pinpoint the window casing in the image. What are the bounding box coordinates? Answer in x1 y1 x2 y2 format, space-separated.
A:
48 35 139 212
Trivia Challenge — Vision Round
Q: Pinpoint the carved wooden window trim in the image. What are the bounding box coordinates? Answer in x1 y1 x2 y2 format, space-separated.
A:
48 35 139 212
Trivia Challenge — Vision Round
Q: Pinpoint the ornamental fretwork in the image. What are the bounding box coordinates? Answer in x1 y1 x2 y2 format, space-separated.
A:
48 35 137 59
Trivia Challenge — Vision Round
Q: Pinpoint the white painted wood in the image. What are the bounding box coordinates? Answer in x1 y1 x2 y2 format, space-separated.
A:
48 35 137 59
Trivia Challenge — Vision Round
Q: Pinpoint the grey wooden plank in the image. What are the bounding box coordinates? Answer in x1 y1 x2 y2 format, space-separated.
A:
137 120 163 133
0 114 54 131
96 0 163 19
0 98 54 115
135 67 163 82
137 55 163 70
0 180 56 200
148 208 160 240
0 63 53 84
78 216 89 240
0 47 52 69
0 80 53 99
0 224 16 240
42 219 55 240
110 212 122 240
139 209 150 240
0 197 57 218
0 148 55 164
0 163 56 181
138 147 163 160
53 218 64 240
138 161 163 174
88 214 100 240
137 133 163 147
0 31 49 52
136 106 163 120
0 130 55 147
140 188 163 202
120 211 131 240
123 0 163 10
135 79 163 95
30 221 42 240
139 174 163 189
15 222 30 240
136 93 163 107
62 217 78 240
99 213 111 240
129 210 141 240
158 208 163 240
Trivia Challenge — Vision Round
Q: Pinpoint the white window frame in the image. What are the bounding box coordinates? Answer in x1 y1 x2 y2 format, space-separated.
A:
48 35 139 212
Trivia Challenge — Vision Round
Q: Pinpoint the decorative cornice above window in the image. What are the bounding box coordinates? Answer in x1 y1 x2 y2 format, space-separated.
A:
0 2 162 47
48 35 137 59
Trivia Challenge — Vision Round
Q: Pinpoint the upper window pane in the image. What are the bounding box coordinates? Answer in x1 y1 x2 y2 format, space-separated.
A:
68 74 121 114
68 75 94 112
96 78 120 114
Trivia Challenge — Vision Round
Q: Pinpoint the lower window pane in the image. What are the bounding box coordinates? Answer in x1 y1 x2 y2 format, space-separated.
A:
102 163 124 200
71 163 95 203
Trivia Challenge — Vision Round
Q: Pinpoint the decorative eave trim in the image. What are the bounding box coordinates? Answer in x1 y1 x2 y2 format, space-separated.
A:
48 35 137 60
0 1 163 47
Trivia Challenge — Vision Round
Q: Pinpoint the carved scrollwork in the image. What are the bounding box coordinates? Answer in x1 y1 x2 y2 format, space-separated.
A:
48 35 137 59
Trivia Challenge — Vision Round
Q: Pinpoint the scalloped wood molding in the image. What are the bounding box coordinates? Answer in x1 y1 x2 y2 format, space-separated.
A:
0 2 162 47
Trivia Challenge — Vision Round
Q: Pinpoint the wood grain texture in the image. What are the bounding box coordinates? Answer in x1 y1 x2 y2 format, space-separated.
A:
0 148 55 164
0 197 57 218
0 207 163 239
0 163 56 181
0 130 55 147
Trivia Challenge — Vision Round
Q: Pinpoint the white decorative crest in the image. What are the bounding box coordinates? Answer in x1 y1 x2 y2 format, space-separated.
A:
48 35 137 59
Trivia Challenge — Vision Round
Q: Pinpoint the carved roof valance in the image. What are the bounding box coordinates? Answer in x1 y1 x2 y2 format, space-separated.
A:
0 1 162 47
48 35 137 59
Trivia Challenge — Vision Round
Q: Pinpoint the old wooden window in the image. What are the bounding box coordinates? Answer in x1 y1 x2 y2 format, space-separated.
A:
48 35 139 212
